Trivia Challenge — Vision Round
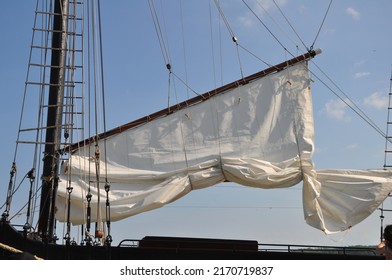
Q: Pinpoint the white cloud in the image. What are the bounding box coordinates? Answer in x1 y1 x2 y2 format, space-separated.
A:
346 7 360 20
238 13 255 28
354 72 370 79
363 92 389 109
322 98 351 121
354 60 366 67
344 143 359 150
323 28 336 35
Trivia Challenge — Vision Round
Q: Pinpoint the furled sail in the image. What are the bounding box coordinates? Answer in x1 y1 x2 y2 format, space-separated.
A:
55 61 392 234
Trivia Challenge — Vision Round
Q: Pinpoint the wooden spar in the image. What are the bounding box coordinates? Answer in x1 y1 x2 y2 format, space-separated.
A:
67 48 321 152
39 0 69 241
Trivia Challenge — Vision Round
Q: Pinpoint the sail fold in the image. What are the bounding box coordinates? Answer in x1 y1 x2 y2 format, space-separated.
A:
304 169 392 234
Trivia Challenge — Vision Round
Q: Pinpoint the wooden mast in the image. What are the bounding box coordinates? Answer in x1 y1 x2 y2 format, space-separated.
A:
38 0 69 242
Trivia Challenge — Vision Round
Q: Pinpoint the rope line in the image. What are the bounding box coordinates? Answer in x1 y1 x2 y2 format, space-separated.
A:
0 242 43 260
148 0 171 68
213 0 236 39
310 0 333 50
241 0 293 57
310 61 387 139
213 0 245 79
271 0 308 51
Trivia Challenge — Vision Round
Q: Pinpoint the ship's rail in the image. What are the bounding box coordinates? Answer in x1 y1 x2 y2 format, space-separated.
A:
257 243 377 256
117 237 378 256
6 224 378 257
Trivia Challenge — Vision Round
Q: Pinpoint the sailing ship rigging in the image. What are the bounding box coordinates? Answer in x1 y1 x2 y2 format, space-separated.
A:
0 0 391 259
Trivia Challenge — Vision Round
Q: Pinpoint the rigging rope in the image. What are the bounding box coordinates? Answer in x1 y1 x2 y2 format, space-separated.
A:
310 0 333 50
148 1 203 98
213 0 244 79
97 0 111 244
179 0 190 100
269 0 333 53
148 0 172 69
148 0 177 111
260 0 385 145
310 61 387 139
271 0 308 51
24 168 36 233
241 0 293 57
208 0 219 89
1 163 17 221
1 168 42 223
213 0 235 39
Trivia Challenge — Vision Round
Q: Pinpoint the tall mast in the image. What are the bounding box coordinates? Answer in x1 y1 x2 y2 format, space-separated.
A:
38 0 69 242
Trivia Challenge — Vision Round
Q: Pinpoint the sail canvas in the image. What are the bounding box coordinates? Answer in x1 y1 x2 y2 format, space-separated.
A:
56 62 314 223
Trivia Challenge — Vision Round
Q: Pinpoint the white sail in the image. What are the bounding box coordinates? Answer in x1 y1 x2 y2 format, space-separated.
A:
304 169 392 234
55 62 392 234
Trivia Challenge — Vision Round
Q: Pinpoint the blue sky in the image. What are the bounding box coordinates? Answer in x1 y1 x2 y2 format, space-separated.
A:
0 0 392 247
